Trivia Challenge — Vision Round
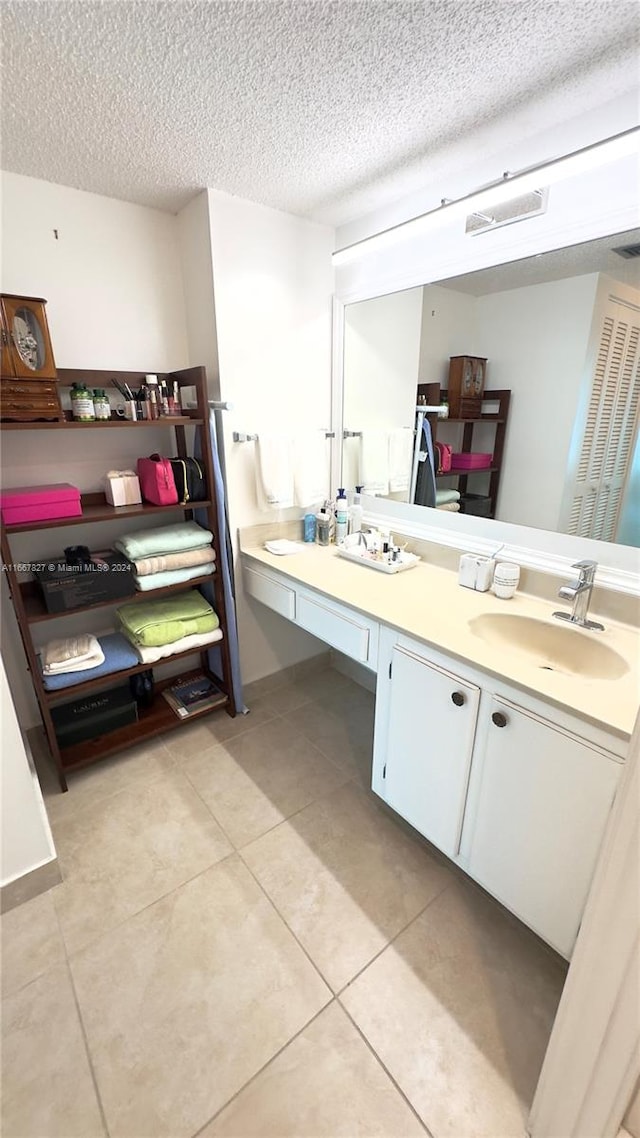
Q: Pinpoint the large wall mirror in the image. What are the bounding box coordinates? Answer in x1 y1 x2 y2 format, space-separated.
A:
340 228 640 548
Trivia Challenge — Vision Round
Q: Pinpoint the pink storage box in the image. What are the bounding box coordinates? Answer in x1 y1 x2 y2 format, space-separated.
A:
451 452 493 470
0 484 82 526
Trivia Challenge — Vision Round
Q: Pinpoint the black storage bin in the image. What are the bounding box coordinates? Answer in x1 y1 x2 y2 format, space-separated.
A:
460 494 493 517
51 685 138 748
34 551 136 614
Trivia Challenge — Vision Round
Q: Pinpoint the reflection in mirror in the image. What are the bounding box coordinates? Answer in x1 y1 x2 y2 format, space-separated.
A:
341 229 640 547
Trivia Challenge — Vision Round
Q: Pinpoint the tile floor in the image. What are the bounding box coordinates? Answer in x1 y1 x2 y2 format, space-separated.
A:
1 666 567 1138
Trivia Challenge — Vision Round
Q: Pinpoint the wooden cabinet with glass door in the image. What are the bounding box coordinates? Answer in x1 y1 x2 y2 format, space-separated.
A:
0 294 63 421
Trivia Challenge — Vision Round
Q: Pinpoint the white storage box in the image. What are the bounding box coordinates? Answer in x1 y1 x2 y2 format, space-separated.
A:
105 469 142 507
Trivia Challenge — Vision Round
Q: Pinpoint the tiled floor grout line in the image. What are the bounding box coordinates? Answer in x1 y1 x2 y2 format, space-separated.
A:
53 848 239 961
237 844 335 994
337 997 435 1138
188 1000 336 1138
50 903 112 1138
333 875 456 1001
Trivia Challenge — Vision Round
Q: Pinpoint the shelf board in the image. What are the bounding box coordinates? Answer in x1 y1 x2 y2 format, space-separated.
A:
0 416 202 430
20 574 216 623
4 493 212 533
445 416 505 424
43 639 223 706
436 466 497 477
58 669 229 771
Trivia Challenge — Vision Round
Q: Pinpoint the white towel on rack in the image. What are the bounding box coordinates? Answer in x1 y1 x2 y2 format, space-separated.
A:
388 427 414 493
293 431 329 507
256 434 295 510
360 430 389 496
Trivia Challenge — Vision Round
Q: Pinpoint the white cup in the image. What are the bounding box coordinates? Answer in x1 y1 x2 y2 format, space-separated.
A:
493 561 520 599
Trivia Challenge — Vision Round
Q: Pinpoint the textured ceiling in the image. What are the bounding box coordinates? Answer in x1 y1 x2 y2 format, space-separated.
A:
1 1 638 224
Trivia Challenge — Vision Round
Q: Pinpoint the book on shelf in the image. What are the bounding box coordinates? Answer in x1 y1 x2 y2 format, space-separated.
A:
162 673 226 719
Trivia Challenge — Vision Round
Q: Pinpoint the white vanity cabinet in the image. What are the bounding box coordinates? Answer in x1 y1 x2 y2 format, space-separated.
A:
461 695 621 958
373 627 623 958
373 633 480 858
243 559 379 668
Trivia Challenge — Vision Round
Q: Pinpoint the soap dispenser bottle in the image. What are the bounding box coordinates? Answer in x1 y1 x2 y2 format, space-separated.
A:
335 488 348 545
349 485 364 534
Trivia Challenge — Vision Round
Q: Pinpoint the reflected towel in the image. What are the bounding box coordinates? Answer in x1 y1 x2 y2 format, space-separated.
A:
436 501 460 512
293 431 329 507
388 428 414 493
360 430 389 496
256 434 294 509
435 489 461 506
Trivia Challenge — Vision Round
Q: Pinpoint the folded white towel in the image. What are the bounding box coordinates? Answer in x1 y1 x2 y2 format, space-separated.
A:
132 627 223 665
436 501 460 512
264 540 306 555
388 428 414 493
293 431 329 507
42 635 105 675
256 434 294 510
360 430 389 496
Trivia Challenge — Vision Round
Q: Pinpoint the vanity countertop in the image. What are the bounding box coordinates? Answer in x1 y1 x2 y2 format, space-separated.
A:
239 535 640 741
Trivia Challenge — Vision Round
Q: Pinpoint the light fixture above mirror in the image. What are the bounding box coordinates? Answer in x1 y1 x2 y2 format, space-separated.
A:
332 128 640 266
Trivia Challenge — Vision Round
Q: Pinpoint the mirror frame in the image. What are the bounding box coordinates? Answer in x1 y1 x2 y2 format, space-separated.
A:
331 164 640 591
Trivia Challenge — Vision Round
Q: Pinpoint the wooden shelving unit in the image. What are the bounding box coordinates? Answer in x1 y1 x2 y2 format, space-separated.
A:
1 365 236 791
417 384 511 518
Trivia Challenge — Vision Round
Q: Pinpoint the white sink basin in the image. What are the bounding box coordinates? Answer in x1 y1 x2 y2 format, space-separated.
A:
468 613 628 680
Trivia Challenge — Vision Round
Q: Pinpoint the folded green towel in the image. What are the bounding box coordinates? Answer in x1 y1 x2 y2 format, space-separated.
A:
117 590 219 647
115 522 213 562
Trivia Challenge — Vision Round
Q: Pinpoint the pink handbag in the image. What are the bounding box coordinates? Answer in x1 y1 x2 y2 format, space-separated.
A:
434 442 452 473
136 454 178 506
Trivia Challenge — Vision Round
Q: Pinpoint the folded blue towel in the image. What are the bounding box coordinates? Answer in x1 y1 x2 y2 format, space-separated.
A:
41 632 140 691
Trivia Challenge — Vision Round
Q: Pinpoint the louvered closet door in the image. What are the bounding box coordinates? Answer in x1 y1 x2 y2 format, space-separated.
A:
568 300 640 541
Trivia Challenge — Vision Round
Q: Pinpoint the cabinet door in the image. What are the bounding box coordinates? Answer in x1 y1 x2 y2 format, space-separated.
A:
381 645 480 858
466 697 621 958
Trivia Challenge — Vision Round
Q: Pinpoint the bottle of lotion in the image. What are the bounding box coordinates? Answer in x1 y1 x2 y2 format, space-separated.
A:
335 488 348 545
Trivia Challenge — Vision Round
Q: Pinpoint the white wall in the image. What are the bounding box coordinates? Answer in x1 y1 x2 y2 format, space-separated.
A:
418 284 480 385
475 274 600 530
342 287 423 491
1 655 56 887
1 172 188 369
0 172 191 725
202 189 336 684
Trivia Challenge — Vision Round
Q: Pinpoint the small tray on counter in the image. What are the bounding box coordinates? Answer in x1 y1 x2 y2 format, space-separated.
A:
336 547 420 574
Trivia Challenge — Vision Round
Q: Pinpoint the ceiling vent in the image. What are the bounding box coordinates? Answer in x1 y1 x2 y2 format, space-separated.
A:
612 243 640 259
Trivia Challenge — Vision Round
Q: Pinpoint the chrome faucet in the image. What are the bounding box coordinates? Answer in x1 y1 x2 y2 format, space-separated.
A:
552 560 604 631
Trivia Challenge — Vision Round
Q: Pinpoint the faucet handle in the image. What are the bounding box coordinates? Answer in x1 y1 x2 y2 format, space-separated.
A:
572 559 597 581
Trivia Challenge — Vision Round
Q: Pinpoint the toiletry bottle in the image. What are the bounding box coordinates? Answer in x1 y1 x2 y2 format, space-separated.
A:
160 379 170 416
145 375 159 419
92 388 110 421
335 488 348 545
349 486 364 534
316 505 331 546
70 382 95 422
